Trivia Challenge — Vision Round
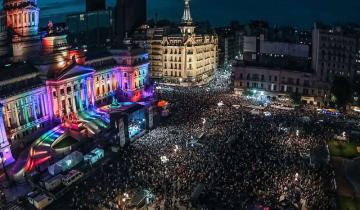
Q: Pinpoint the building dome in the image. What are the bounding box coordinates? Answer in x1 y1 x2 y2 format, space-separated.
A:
3 0 37 8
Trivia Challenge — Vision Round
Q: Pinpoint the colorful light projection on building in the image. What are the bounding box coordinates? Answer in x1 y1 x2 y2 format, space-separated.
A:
24 126 66 172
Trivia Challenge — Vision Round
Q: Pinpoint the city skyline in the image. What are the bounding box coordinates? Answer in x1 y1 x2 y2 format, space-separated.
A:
0 0 359 28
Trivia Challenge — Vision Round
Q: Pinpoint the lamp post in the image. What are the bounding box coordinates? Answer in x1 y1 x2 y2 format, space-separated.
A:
0 153 10 183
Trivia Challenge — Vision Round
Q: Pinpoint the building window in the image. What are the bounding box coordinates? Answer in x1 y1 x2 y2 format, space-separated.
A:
303 88 309 95
269 75 272 81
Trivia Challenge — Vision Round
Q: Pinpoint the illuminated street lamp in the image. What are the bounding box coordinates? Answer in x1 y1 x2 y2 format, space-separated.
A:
202 118 206 125
174 145 179 153
160 156 169 163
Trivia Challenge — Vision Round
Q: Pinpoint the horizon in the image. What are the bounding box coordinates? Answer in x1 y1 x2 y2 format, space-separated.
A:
0 0 359 29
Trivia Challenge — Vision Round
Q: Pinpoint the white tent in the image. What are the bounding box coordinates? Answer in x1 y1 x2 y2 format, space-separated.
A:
48 151 83 175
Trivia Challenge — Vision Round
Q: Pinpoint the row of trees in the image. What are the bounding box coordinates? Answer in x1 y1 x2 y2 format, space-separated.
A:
330 76 353 111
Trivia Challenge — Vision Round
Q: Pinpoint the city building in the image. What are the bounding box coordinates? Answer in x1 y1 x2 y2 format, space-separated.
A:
243 34 310 62
0 11 9 58
115 0 147 42
216 27 243 67
233 61 330 105
66 9 113 48
312 23 360 83
3 0 41 62
148 0 218 86
0 1 151 168
86 0 106 12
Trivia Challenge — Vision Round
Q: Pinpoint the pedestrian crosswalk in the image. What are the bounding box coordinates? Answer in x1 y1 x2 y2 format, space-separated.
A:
5 202 27 210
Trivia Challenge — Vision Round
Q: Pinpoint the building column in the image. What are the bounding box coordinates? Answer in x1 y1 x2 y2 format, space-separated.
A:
71 83 77 114
14 102 20 128
77 81 83 112
64 85 70 115
21 98 29 124
89 78 95 107
0 104 15 166
57 87 62 118
39 94 45 118
32 96 37 121
85 79 91 109
2 106 9 129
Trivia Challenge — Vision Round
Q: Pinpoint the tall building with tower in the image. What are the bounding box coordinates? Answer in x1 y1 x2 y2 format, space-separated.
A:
86 0 106 12
115 0 147 42
148 0 218 86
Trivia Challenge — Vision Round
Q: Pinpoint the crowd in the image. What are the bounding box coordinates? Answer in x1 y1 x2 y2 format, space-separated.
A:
51 70 340 210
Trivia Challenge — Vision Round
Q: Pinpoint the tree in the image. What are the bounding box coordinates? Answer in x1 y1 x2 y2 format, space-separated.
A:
331 76 353 110
290 93 302 105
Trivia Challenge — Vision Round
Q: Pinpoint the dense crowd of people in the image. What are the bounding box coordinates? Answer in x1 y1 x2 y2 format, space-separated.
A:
51 70 341 210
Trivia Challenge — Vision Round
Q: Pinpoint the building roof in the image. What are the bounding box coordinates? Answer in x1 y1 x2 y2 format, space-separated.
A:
0 76 44 98
0 63 39 82
85 48 113 61
234 58 313 73
47 63 95 80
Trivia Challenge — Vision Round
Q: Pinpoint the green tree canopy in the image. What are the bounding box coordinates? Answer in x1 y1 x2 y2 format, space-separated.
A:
331 76 353 110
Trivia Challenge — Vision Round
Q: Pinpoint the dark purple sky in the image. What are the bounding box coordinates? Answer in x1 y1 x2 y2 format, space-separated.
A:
1 0 360 28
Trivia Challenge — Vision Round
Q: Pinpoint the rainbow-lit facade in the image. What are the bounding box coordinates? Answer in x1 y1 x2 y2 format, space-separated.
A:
0 0 150 168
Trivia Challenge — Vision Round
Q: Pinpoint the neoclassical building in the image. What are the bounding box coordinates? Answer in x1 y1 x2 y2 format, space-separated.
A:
0 0 150 167
149 0 218 86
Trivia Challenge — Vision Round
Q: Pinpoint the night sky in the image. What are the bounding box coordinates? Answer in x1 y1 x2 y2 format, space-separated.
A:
1 0 360 28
